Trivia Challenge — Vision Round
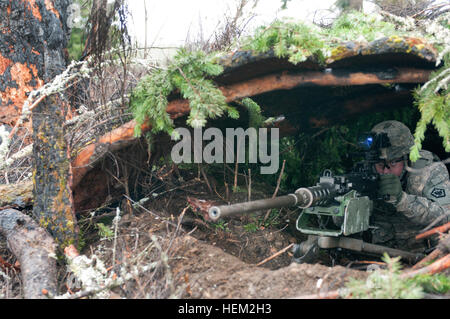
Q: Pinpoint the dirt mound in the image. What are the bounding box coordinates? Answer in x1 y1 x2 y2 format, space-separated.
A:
117 174 370 299
172 235 368 298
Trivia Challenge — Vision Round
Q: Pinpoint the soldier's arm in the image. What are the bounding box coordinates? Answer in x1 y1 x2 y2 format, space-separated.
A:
395 162 450 226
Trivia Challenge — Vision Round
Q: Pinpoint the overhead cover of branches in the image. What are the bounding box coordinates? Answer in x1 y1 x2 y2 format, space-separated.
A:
130 10 450 162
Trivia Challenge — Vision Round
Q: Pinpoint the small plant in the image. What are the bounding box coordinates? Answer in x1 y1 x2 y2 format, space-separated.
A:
212 220 230 232
241 98 265 128
261 209 281 228
243 221 260 233
344 253 424 299
411 54 450 162
407 274 450 295
96 223 114 240
241 19 326 65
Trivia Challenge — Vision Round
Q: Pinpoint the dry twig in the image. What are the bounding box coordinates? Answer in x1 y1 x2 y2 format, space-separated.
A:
263 159 286 222
416 222 450 240
256 243 294 267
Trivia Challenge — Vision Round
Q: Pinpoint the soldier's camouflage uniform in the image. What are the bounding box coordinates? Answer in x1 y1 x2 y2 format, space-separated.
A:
368 120 449 252
371 150 450 252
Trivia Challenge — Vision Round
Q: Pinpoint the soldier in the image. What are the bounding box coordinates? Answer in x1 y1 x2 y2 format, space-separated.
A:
368 120 450 251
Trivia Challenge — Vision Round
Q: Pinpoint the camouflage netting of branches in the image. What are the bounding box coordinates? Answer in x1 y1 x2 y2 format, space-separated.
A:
129 9 450 163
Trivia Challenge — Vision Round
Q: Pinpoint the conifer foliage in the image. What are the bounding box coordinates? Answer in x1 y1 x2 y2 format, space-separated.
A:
130 49 236 138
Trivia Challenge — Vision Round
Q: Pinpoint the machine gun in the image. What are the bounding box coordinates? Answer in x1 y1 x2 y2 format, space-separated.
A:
208 133 424 264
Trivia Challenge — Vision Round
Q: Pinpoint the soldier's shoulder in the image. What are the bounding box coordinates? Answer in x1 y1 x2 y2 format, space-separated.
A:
410 150 439 169
406 149 449 195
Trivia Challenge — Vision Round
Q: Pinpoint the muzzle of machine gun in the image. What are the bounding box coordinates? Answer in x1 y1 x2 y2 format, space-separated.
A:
208 184 336 222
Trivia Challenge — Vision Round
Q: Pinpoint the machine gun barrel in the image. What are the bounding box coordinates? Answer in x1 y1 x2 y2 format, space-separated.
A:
208 184 335 221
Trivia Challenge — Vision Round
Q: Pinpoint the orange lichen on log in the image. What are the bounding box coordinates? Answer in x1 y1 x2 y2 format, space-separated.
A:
22 0 42 21
220 68 432 99
44 0 60 18
0 54 12 74
31 48 41 56
0 62 43 125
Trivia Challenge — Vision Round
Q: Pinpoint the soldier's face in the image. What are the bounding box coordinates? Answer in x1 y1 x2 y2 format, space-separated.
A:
374 158 405 177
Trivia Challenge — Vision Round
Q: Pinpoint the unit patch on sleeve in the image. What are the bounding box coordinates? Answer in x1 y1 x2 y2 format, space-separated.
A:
431 188 446 199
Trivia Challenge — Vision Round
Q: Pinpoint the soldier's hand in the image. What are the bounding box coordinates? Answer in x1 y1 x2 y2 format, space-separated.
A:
378 174 403 205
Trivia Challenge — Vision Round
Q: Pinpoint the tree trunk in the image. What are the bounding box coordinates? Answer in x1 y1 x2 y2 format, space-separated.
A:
33 94 78 249
0 0 77 249
0 0 70 126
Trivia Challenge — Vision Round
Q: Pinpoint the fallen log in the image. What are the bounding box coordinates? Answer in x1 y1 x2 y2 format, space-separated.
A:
0 181 33 208
0 209 57 299
1 68 433 210
70 67 432 189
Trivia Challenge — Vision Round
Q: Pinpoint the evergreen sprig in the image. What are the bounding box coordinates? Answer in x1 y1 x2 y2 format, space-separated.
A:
130 49 230 137
344 254 424 299
411 54 450 161
241 97 265 128
242 20 326 64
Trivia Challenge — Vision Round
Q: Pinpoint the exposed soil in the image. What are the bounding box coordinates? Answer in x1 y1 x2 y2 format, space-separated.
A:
1 167 375 299
107 167 370 299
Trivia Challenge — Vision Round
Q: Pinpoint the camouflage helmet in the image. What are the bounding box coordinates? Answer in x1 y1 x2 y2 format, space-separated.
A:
370 120 414 161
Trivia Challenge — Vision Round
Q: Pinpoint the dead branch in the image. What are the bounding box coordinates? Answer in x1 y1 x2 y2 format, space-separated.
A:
401 254 450 279
0 209 57 299
415 222 450 240
411 248 443 270
256 243 294 267
264 159 286 222
412 234 450 270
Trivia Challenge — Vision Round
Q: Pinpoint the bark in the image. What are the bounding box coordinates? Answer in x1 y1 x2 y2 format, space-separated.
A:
0 0 71 126
0 0 77 248
33 93 78 249
0 181 33 209
415 222 450 240
0 209 57 299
